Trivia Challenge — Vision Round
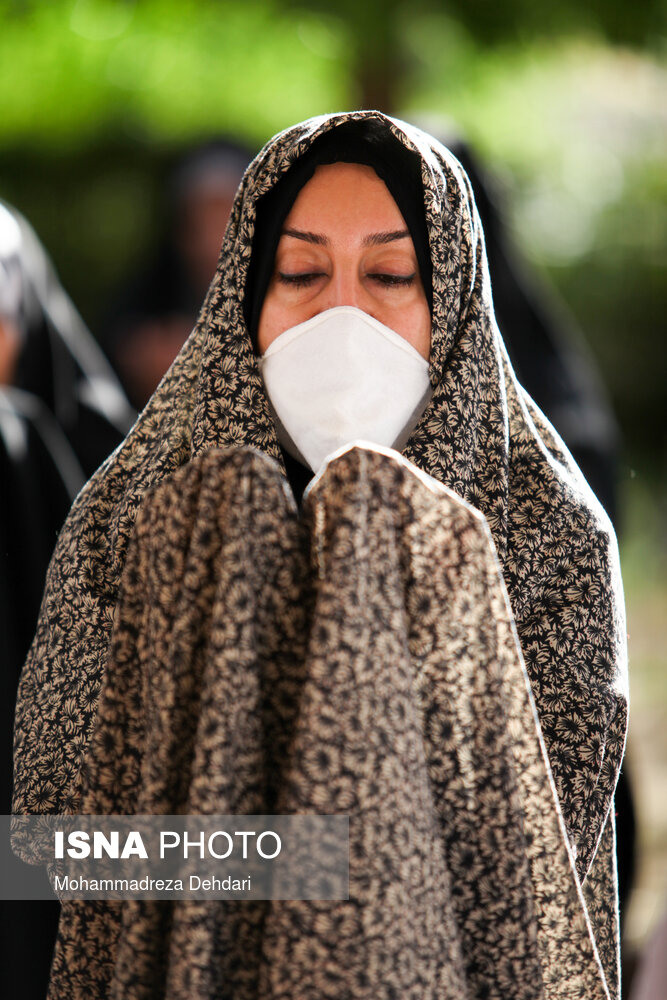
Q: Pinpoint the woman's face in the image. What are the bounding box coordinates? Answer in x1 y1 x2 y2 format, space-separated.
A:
257 162 431 360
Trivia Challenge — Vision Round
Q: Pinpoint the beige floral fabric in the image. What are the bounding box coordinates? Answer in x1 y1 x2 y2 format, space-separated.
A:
12 111 627 997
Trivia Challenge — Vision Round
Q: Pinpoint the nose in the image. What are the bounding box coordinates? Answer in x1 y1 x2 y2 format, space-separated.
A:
323 265 367 313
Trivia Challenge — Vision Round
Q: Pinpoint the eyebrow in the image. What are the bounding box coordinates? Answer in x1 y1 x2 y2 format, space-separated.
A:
282 228 411 247
363 229 411 247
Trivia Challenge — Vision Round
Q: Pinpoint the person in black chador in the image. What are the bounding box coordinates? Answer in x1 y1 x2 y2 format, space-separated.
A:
103 139 253 408
1 201 133 1000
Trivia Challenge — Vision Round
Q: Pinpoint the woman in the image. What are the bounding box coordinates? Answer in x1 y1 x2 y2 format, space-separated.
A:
13 112 627 999
2 201 135 477
102 138 253 408
1 202 133 1000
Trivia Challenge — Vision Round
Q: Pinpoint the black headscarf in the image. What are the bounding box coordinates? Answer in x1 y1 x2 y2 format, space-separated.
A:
244 120 433 347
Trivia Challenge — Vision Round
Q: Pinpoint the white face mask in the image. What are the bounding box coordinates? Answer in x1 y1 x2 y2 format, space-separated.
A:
259 306 432 473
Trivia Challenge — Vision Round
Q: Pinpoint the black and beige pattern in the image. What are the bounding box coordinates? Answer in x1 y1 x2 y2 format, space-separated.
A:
13 112 627 998
49 446 609 999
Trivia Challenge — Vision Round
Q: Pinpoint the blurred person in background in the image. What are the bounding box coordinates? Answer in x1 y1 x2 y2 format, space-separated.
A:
0 204 83 723
6 203 135 477
442 134 620 523
13 112 628 999
1 200 133 1000
0 198 134 700
103 138 253 408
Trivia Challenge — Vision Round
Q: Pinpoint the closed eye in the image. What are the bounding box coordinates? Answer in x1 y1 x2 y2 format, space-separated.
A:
368 272 416 287
277 272 324 288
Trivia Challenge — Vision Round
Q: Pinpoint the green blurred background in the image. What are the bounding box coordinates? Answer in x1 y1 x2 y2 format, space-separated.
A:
1 0 665 962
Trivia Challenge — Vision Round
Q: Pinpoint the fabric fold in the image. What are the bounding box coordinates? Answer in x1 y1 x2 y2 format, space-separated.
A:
45 446 609 1000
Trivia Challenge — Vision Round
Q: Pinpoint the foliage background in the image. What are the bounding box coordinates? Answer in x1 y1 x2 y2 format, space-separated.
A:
1 0 665 959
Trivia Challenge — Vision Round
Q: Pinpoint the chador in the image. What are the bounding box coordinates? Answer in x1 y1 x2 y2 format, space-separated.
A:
13 112 627 1000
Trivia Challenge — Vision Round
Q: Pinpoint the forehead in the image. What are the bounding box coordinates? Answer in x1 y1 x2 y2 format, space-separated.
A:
284 162 407 234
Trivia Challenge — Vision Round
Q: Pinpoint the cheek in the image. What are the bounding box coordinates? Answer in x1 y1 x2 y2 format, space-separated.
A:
256 301 277 355
257 293 294 354
383 299 431 361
